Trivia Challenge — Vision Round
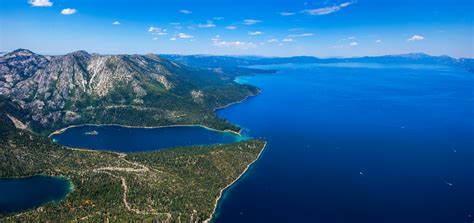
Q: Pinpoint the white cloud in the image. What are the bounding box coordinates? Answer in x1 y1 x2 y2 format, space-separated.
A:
407 35 425 41
215 41 256 49
179 10 192 14
347 36 356 40
212 36 256 49
148 27 168 36
198 20 216 28
213 17 224 20
340 2 352 7
280 12 296 16
170 37 177 41
288 33 314 37
267 39 279 43
249 31 263 36
349 42 358 46
243 19 261 25
177 33 193 39
226 26 237 30
152 37 158 40
28 0 52 7
112 21 121 25
61 8 77 15
288 28 305 32
282 38 294 42
148 26 159 32
375 39 382 43
303 2 354 16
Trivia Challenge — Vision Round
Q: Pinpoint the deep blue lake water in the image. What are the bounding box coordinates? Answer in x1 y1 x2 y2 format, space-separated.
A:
0 176 72 214
49 63 474 222
213 63 474 223
51 125 242 152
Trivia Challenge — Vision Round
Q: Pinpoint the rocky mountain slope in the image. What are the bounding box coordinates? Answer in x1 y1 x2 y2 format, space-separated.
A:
0 49 259 133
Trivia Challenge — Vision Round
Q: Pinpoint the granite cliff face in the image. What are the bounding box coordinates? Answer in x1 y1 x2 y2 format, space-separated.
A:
0 49 259 132
0 49 50 93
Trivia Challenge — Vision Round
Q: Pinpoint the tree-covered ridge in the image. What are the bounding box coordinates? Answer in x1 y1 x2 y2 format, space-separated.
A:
0 103 266 222
0 49 261 134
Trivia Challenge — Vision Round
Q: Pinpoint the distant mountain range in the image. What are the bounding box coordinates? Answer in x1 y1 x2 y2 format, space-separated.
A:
161 53 474 73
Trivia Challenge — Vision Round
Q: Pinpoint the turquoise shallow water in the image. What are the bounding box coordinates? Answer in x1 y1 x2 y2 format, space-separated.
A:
214 63 474 223
0 176 72 214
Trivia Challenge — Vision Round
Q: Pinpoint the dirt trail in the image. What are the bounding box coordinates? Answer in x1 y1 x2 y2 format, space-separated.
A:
89 154 172 221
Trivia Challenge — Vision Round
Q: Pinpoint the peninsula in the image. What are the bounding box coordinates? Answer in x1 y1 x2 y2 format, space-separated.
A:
0 96 266 222
0 49 267 222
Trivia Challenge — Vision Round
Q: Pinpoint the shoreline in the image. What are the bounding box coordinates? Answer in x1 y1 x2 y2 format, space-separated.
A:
214 89 261 112
47 92 264 138
203 141 267 223
48 123 242 138
0 174 70 183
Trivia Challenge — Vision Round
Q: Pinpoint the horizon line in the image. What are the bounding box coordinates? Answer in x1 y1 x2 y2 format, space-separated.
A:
3 48 473 60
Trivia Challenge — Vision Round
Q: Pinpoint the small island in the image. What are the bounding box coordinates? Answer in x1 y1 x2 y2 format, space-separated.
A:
84 130 99 136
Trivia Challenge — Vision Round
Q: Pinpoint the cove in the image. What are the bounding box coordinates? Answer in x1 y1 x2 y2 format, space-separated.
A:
0 176 72 214
51 125 245 152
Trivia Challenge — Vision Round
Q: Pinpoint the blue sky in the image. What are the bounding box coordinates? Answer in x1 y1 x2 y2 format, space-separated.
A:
1 0 473 57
